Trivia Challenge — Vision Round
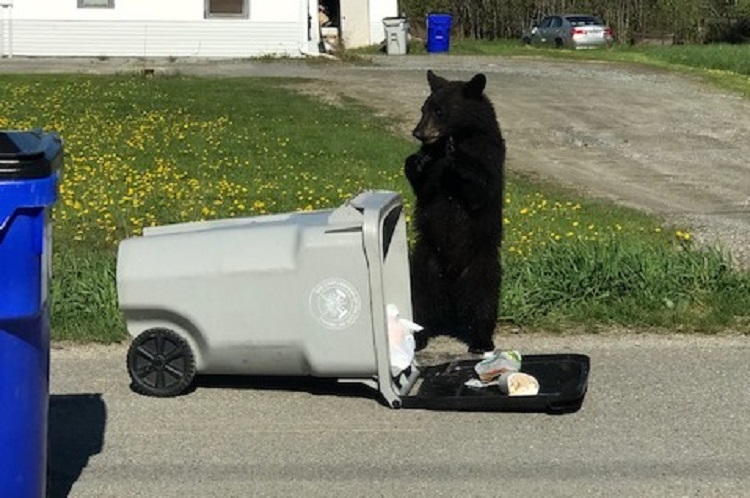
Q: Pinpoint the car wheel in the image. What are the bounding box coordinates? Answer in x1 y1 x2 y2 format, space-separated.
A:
554 38 564 49
127 328 196 397
522 36 531 45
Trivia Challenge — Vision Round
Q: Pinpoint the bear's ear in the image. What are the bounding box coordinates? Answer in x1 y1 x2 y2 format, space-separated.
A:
427 70 449 92
464 73 487 98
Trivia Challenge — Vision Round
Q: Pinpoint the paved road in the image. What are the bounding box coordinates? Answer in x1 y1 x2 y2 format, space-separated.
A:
50 334 748 497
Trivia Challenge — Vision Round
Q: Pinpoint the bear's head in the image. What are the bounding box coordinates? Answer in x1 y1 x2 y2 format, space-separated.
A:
412 70 489 145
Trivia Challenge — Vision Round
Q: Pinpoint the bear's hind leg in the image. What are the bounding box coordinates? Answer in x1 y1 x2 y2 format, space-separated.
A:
454 256 501 354
409 243 452 351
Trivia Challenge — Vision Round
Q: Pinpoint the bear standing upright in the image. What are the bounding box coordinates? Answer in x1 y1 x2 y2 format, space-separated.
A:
405 70 505 354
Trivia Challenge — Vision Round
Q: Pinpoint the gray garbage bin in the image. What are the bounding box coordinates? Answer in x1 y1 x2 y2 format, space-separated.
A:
118 190 414 406
382 17 409 55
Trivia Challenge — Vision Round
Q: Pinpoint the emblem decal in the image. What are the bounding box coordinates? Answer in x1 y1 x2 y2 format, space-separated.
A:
309 278 361 330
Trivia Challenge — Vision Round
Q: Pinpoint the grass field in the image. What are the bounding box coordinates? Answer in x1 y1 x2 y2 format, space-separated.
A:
0 68 748 342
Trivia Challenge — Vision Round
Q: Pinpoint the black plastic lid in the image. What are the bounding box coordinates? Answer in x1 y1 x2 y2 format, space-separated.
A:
0 130 62 180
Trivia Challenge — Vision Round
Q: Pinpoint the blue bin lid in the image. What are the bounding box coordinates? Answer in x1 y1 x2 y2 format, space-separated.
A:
427 12 452 21
0 130 62 180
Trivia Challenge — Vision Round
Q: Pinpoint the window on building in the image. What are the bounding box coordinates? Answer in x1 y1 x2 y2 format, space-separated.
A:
205 0 249 18
78 0 114 8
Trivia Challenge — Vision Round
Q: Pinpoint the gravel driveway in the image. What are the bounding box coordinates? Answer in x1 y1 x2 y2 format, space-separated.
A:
2 54 749 266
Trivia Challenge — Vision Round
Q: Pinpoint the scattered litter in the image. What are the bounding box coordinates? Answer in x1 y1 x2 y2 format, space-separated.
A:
474 350 522 383
386 304 423 376
465 350 540 395
464 378 498 389
497 372 540 396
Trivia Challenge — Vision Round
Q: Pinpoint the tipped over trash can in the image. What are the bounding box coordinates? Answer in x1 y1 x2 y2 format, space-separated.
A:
383 17 409 55
0 130 62 498
118 191 415 406
426 13 452 53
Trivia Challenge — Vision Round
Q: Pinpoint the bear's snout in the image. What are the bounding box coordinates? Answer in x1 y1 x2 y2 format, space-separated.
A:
413 120 440 144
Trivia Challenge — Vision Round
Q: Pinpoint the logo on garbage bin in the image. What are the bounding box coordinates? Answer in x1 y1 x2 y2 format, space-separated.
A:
309 278 362 330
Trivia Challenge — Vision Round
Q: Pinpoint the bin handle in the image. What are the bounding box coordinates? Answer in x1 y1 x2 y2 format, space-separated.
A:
357 190 409 408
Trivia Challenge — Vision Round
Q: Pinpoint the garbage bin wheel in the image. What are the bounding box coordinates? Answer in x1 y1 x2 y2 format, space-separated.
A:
127 328 196 397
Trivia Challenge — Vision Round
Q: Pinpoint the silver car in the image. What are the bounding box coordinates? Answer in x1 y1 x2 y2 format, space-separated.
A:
523 14 614 49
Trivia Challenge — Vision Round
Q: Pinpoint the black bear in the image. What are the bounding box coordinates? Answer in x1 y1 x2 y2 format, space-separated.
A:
405 70 506 354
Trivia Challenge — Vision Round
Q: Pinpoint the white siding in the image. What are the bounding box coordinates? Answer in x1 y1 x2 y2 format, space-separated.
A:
0 6 12 57
4 0 309 57
11 0 302 22
10 20 302 57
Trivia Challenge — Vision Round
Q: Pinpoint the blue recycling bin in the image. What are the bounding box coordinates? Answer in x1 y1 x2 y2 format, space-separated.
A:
426 13 452 53
0 130 62 498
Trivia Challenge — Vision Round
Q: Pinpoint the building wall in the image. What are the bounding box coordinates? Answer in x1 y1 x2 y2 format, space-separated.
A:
0 0 398 57
368 0 398 46
2 0 309 57
10 0 301 22
340 0 370 48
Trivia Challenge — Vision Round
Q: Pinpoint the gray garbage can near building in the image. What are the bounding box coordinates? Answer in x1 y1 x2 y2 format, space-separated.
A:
383 17 409 55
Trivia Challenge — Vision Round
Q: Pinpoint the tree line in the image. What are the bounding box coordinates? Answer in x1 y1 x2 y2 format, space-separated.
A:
400 0 750 44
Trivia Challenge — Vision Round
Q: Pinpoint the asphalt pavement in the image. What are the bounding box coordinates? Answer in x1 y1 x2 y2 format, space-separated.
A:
49 334 749 497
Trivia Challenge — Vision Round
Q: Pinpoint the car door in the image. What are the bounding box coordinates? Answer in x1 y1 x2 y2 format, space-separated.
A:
532 17 553 45
548 16 565 46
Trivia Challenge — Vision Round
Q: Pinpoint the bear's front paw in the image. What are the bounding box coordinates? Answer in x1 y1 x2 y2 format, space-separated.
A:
405 153 431 177
468 339 495 355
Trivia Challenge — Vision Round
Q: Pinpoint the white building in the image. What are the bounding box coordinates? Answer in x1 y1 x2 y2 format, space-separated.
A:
0 0 399 58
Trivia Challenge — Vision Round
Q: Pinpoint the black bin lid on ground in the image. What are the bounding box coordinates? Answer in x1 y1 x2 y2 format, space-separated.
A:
0 130 62 180
401 354 591 414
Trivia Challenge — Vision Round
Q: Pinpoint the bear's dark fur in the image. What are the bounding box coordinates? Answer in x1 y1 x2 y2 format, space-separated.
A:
405 70 505 353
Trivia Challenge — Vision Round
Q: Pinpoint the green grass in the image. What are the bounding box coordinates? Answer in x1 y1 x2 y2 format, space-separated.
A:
504 238 748 332
50 248 123 342
500 175 750 332
0 72 748 342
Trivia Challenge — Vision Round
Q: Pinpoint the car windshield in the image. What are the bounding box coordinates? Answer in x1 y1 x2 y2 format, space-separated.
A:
566 16 601 26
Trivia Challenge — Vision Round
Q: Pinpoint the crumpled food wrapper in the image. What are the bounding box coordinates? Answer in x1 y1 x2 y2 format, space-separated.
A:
473 350 522 383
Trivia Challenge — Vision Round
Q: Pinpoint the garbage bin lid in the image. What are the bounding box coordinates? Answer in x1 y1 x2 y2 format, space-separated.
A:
383 17 408 28
0 130 61 180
